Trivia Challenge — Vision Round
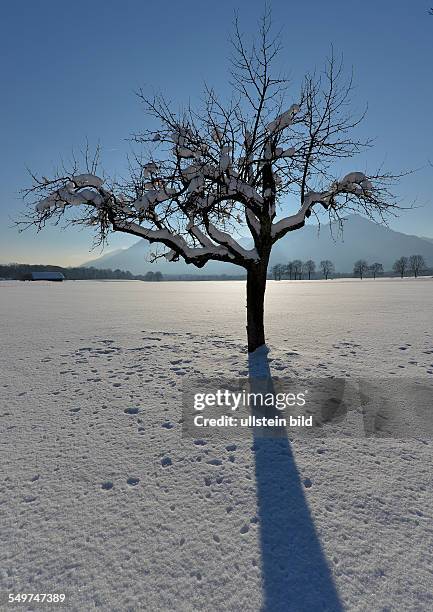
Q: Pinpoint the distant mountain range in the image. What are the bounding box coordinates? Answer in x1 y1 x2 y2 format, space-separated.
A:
83 215 433 275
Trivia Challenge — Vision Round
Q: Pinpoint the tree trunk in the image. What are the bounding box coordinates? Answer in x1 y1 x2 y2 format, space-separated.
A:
246 266 267 353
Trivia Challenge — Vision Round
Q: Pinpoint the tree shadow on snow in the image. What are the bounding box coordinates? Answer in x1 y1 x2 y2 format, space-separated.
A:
248 347 343 612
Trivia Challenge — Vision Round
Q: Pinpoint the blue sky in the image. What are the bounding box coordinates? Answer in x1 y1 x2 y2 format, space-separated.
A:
1 0 432 265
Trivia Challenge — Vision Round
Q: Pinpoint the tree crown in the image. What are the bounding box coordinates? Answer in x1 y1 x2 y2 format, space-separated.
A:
21 11 401 271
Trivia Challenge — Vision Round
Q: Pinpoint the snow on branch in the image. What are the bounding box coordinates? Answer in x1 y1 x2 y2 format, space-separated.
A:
271 172 391 241
206 222 259 262
113 220 233 266
35 175 105 212
30 167 258 264
30 174 241 267
266 104 300 134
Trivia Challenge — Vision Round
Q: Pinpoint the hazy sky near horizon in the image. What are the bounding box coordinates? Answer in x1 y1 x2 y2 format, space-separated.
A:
1 0 433 266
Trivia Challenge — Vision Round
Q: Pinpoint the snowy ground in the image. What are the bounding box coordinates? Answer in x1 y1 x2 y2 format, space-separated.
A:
1 278 432 611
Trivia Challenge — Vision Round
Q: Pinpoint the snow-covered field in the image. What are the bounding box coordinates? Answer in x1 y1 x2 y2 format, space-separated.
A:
1 278 432 611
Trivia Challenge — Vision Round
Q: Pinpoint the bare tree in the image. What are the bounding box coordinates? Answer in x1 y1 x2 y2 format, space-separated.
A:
353 259 369 279
303 259 316 280
272 263 282 280
409 254 425 278
285 261 294 281
292 259 303 280
369 262 383 279
320 260 335 280
20 11 401 353
393 256 408 278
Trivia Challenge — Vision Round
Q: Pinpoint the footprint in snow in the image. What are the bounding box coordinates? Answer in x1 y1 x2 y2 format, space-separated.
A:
22 495 37 503
124 407 139 414
127 477 140 486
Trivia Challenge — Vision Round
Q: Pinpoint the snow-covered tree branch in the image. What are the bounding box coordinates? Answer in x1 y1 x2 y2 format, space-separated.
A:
21 11 403 352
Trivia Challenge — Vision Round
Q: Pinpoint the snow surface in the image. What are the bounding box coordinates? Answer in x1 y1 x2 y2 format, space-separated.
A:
1 278 432 611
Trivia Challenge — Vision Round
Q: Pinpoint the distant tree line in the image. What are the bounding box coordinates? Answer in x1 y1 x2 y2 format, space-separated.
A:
271 260 335 280
0 263 163 282
352 260 382 279
353 255 428 279
271 254 430 281
143 271 163 281
392 255 426 278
